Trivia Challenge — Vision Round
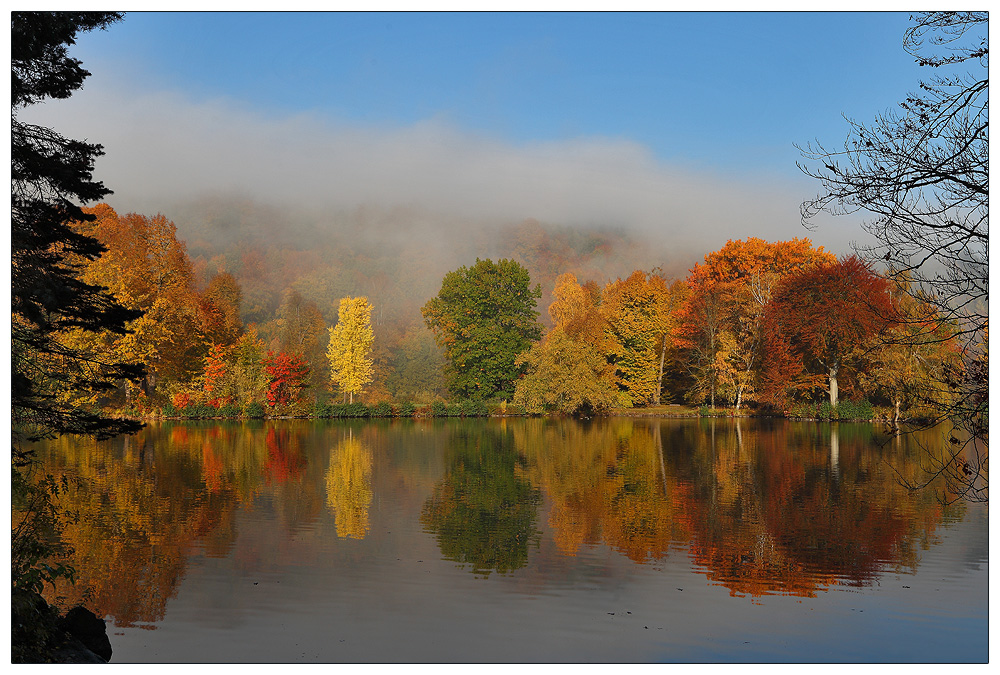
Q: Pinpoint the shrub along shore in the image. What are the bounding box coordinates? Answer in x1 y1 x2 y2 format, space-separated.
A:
149 398 883 422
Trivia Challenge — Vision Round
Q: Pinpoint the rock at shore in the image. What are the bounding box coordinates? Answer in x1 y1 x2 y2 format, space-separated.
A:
11 588 113 663
58 606 114 662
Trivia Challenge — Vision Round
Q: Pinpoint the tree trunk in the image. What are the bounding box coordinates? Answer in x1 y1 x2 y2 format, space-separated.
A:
828 362 839 407
735 388 742 411
349 391 353 404
656 333 667 405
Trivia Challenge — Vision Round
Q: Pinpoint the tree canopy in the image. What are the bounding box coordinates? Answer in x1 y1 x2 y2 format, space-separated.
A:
422 258 542 400
328 296 375 404
762 256 896 408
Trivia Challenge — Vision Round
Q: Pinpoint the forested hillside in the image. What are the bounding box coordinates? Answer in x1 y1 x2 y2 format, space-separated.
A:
82 198 692 408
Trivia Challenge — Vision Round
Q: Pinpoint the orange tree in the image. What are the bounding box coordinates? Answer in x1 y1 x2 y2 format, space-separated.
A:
675 238 834 409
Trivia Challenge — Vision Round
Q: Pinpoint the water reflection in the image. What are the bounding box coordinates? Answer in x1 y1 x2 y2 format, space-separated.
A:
31 417 970 627
659 418 964 598
326 430 373 540
420 425 541 576
514 419 686 562
39 428 239 627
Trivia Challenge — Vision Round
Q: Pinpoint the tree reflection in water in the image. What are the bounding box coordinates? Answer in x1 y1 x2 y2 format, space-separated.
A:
514 418 687 562
515 417 963 599
29 418 969 627
35 426 241 627
325 430 373 539
420 425 541 576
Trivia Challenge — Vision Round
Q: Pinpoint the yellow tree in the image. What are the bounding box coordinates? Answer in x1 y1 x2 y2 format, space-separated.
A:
515 272 619 414
600 271 672 406
513 327 619 415
859 274 962 423
327 296 375 403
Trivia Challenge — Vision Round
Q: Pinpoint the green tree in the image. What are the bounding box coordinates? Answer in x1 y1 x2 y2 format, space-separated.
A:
327 296 375 404
386 320 447 402
422 258 542 400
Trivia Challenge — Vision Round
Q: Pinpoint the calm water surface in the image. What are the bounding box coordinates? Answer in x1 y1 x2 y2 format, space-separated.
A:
34 418 987 663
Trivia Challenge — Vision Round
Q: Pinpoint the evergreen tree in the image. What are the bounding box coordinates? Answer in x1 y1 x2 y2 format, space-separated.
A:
12 11 143 454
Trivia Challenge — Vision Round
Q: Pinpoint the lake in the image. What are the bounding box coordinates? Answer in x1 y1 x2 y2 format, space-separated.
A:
32 417 987 663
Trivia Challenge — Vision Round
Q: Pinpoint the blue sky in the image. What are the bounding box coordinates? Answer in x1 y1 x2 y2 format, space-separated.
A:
73 11 921 175
28 10 942 256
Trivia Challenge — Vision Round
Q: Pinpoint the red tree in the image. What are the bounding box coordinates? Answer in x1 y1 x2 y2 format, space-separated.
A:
263 351 310 407
761 256 897 408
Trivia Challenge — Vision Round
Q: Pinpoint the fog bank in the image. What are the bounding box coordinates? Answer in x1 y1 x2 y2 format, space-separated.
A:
21 70 869 258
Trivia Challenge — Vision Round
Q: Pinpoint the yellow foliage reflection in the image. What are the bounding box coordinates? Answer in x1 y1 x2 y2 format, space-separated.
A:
325 432 373 539
515 418 687 562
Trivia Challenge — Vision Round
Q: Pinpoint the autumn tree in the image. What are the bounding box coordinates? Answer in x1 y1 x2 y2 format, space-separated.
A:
674 279 727 408
327 296 375 404
422 258 542 400
762 256 897 408
514 328 619 415
514 272 618 414
859 274 962 424
201 344 231 407
600 271 673 406
676 238 836 410
264 351 310 407
199 272 243 347
272 289 327 396
11 12 142 449
68 204 206 400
